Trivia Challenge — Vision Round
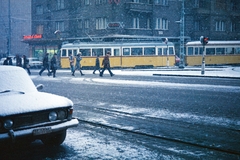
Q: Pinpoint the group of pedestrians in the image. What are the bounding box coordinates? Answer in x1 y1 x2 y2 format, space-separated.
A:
3 54 31 75
69 51 114 77
39 53 58 78
37 51 114 78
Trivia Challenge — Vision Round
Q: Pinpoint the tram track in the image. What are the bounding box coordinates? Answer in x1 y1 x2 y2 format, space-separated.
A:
75 106 240 156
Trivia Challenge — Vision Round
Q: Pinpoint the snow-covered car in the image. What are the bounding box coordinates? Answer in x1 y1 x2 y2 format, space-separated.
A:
0 66 78 146
28 57 42 68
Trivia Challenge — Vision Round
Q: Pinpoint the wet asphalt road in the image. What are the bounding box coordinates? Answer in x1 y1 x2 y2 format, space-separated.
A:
1 71 240 159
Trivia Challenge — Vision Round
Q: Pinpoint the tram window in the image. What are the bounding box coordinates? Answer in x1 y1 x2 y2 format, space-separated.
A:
226 47 234 54
188 47 193 55
73 49 78 56
80 49 91 56
195 48 199 55
123 48 130 56
216 48 225 55
61 49 67 57
104 48 111 55
114 49 120 56
199 47 203 55
68 50 72 57
236 47 240 54
132 48 142 56
158 48 162 55
92 48 103 56
163 48 167 55
144 47 155 55
169 47 174 55
206 48 215 55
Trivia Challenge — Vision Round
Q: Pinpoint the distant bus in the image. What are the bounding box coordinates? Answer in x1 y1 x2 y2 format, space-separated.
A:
60 41 176 69
185 41 240 66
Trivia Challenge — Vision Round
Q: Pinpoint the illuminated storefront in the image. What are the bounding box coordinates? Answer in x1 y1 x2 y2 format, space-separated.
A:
22 34 61 61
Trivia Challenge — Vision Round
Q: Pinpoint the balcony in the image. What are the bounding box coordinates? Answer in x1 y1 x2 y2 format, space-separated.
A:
125 2 152 13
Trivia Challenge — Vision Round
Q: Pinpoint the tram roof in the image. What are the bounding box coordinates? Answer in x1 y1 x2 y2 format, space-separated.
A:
186 41 240 46
61 41 174 48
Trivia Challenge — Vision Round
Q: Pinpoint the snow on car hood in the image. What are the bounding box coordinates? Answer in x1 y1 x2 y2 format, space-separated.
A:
0 66 37 93
0 92 73 116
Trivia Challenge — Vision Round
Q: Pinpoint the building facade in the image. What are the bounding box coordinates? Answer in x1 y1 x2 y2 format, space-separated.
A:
24 0 240 59
0 0 31 58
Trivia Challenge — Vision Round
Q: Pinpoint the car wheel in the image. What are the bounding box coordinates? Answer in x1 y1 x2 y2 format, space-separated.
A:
41 130 66 146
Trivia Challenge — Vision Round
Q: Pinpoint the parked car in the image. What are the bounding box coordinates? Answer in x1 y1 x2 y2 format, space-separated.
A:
0 66 78 146
28 57 43 68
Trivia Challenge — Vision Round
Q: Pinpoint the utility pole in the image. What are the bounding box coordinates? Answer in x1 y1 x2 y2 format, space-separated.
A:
7 0 11 56
179 0 185 68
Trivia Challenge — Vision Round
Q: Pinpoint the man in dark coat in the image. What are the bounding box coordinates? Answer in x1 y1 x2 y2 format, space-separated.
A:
39 53 51 76
93 54 100 74
23 55 31 75
100 52 114 77
16 54 22 67
50 53 58 78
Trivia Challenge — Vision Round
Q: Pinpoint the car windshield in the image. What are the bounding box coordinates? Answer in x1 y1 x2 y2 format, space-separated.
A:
0 66 37 93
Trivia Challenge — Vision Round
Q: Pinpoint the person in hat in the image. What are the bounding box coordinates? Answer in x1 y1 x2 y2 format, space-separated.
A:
73 52 84 76
69 52 75 76
50 53 58 78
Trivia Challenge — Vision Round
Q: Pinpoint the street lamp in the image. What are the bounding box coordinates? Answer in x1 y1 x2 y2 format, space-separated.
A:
164 38 169 67
176 0 185 69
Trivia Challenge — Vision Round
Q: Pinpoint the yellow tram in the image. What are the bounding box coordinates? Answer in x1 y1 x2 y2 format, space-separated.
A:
60 41 176 69
185 41 240 66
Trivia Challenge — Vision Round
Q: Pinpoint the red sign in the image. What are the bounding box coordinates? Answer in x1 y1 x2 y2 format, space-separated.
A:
107 22 123 29
23 34 42 40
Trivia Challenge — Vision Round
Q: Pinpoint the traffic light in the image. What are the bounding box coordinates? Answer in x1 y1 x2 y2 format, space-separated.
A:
203 37 209 45
200 36 209 45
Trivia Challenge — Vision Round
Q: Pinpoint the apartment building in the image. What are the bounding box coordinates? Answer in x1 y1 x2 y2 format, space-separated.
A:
0 0 31 58
23 0 240 58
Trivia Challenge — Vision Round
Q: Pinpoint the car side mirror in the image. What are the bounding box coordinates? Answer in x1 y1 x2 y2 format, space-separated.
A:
36 84 44 91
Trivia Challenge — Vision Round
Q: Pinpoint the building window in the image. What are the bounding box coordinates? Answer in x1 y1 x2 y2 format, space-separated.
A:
133 18 139 29
36 25 44 34
155 0 168 5
156 18 168 30
194 21 200 31
36 5 43 15
78 20 83 29
85 0 90 5
84 19 89 29
57 0 65 10
96 18 107 30
230 22 236 32
56 21 64 31
147 18 151 29
215 21 225 31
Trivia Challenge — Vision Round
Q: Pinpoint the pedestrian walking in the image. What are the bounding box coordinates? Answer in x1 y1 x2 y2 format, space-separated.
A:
73 52 84 76
16 54 22 67
93 54 100 74
39 53 51 76
100 52 114 77
50 53 58 78
69 53 75 76
3 57 9 65
22 55 31 75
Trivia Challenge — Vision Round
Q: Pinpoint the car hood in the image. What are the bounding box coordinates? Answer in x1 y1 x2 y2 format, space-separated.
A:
0 92 73 116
